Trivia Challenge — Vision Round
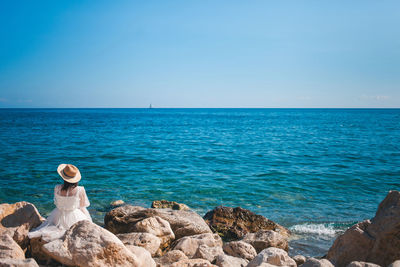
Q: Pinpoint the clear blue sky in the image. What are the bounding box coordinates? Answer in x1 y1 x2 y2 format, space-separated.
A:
0 1 399 108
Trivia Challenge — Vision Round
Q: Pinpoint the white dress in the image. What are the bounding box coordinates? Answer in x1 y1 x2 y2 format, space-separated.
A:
28 185 92 241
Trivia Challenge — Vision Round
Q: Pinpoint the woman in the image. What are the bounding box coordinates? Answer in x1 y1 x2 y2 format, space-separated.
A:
28 164 92 240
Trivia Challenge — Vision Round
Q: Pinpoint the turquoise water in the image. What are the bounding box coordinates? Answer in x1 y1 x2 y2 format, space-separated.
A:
0 108 399 256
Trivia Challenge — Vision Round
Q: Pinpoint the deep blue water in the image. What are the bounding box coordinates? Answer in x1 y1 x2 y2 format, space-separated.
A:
0 108 399 256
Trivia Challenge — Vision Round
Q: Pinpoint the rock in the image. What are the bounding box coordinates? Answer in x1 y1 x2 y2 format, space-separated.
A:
203 206 289 241
389 261 400 267
27 237 53 264
293 255 306 265
214 254 248 267
126 245 156 267
222 241 257 261
105 205 212 239
0 202 43 248
152 200 190 211
110 200 125 207
132 216 175 249
327 190 400 266
302 258 334 267
0 258 39 267
347 261 381 267
192 245 224 263
326 221 373 266
172 233 222 258
0 234 25 260
155 250 188 266
247 247 296 267
242 230 288 252
117 232 162 257
42 220 141 267
170 258 217 267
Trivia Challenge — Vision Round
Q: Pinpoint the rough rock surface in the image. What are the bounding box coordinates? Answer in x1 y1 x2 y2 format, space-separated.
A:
242 230 288 252
27 237 53 263
105 205 212 239
389 260 400 267
0 258 39 267
126 245 156 267
327 190 400 267
170 258 217 267
347 261 381 267
302 258 334 267
132 216 175 248
222 241 257 261
42 220 141 267
152 200 190 211
0 202 43 248
293 255 306 265
0 234 25 260
155 250 188 266
192 245 224 263
247 247 296 267
214 254 248 267
172 233 222 258
117 232 162 257
203 206 289 241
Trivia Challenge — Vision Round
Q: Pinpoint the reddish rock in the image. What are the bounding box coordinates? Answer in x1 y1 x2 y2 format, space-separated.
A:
203 206 289 241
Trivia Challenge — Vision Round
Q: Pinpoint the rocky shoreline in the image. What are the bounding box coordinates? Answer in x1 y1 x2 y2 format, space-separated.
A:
0 191 399 267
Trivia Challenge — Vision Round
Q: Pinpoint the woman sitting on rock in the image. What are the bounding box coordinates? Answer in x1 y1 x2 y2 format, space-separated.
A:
28 164 92 240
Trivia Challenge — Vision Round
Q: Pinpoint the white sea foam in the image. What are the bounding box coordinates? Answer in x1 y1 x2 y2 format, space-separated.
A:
289 223 339 236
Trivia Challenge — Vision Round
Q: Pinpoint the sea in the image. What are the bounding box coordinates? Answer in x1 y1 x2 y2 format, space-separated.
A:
0 108 399 257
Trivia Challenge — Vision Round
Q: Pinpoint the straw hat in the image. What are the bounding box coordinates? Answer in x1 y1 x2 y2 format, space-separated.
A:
57 164 81 183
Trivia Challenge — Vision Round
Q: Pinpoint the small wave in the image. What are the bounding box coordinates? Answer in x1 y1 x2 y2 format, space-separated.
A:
289 223 340 236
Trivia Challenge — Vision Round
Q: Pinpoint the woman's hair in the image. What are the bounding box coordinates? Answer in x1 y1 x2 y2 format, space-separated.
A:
61 180 78 191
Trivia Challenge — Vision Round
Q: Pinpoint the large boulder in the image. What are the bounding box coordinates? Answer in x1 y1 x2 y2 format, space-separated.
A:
327 190 400 267
0 234 25 259
302 258 334 267
152 200 190 211
172 233 222 258
0 258 39 267
222 241 257 261
132 216 175 249
214 254 248 267
41 220 141 267
105 205 212 239
117 232 161 257
192 245 224 263
203 206 289 241
0 202 43 248
247 247 296 267
155 250 188 266
242 230 288 252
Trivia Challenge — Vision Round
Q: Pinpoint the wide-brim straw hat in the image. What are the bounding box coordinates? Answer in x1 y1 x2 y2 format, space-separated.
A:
57 164 81 183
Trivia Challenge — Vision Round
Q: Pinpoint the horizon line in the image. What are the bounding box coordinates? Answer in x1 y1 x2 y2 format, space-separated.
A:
1 107 400 109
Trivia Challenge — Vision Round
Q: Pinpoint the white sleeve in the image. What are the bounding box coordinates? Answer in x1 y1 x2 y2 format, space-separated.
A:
53 185 60 205
79 186 90 208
